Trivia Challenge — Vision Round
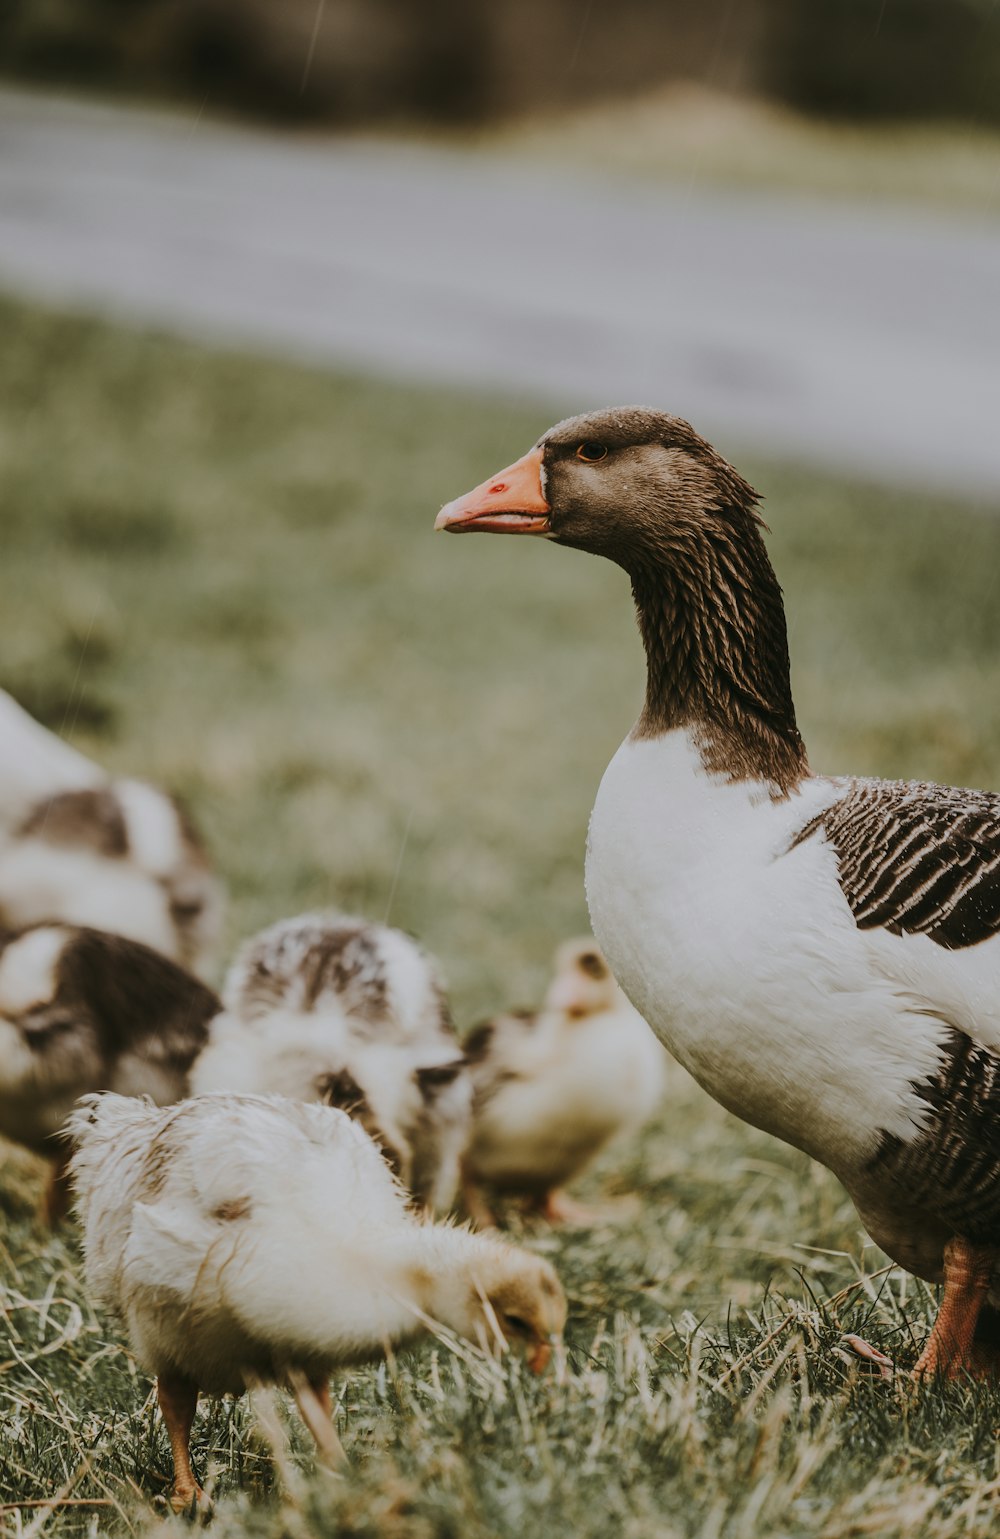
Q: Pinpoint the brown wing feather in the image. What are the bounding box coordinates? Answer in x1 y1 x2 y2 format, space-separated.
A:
793 778 1000 949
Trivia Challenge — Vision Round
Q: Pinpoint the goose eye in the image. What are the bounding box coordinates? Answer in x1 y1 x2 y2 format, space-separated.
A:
576 442 608 463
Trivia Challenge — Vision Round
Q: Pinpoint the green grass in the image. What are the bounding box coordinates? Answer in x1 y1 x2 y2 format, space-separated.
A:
465 84 1000 215
2 296 1000 1537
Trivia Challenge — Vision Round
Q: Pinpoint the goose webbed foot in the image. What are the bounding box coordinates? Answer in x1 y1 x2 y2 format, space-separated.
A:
841 1239 1000 1384
912 1238 998 1381
837 1334 896 1381
160 1486 213 1522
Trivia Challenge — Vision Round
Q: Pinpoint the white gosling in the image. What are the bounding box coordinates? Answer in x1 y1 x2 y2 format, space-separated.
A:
462 939 666 1224
0 690 223 976
69 1092 567 1513
194 913 472 1211
0 909 470 1224
0 688 104 827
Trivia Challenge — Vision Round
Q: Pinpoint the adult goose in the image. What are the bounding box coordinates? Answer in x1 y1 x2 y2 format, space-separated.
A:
437 406 1000 1379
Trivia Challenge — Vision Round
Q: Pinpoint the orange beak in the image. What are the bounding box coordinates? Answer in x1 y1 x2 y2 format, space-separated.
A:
527 1338 552 1375
544 977 594 1018
434 447 550 536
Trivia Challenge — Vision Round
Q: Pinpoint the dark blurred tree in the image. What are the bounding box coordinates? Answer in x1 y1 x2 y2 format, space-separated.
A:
0 0 997 126
0 0 492 121
0 0 765 121
767 0 1000 123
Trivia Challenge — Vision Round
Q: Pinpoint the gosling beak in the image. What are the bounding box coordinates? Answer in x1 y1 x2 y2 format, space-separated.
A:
544 978 593 1018
435 448 550 536
527 1336 553 1375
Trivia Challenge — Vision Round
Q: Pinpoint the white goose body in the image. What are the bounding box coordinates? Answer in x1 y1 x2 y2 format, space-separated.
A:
586 731 998 1213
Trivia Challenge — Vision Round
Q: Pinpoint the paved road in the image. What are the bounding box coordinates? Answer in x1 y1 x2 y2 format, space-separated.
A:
1 87 998 497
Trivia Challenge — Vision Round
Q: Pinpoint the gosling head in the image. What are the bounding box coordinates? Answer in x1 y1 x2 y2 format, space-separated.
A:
543 938 620 1021
454 1246 567 1373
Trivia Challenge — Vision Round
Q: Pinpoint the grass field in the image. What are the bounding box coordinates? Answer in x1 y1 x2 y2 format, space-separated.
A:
3 297 1000 1537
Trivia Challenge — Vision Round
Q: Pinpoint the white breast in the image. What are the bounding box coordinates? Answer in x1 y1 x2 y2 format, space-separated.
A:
585 731 951 1179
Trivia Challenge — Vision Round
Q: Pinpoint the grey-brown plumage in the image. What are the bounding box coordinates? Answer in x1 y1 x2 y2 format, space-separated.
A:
793 778 1000 950
538 410 809 796
19 788 129 856
225 912 449 1040
872 1029 1000 1245
0 923 219 1220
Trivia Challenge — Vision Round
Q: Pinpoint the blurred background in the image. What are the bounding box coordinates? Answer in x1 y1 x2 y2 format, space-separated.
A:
3 9 1000 1531
3 0 1000 125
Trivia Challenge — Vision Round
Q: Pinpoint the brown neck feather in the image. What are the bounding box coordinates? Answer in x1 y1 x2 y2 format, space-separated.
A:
627 512 808 795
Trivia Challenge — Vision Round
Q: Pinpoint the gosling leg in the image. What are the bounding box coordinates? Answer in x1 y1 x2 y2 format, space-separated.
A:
290 1371 346 1470
460 1170 498 1229
537 1188 603 1225
42 1148 74 1226
157 1372 211 1516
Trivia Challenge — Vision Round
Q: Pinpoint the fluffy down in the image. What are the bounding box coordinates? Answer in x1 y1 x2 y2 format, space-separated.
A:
462 939 666 1222
0 923 218 1220
195 913 472 1211
0 691 223 975
69 1092 566 1507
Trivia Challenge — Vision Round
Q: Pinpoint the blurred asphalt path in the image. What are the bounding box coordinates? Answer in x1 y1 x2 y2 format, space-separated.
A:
1 87 998 497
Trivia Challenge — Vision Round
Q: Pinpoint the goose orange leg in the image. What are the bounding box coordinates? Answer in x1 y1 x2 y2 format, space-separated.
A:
913 1237 998 1380
839 1238 999 1382
157 1372 211 1516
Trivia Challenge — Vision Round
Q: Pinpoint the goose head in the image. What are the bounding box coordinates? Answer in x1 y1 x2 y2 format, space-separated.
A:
436 406 807 793
434 406 758 572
